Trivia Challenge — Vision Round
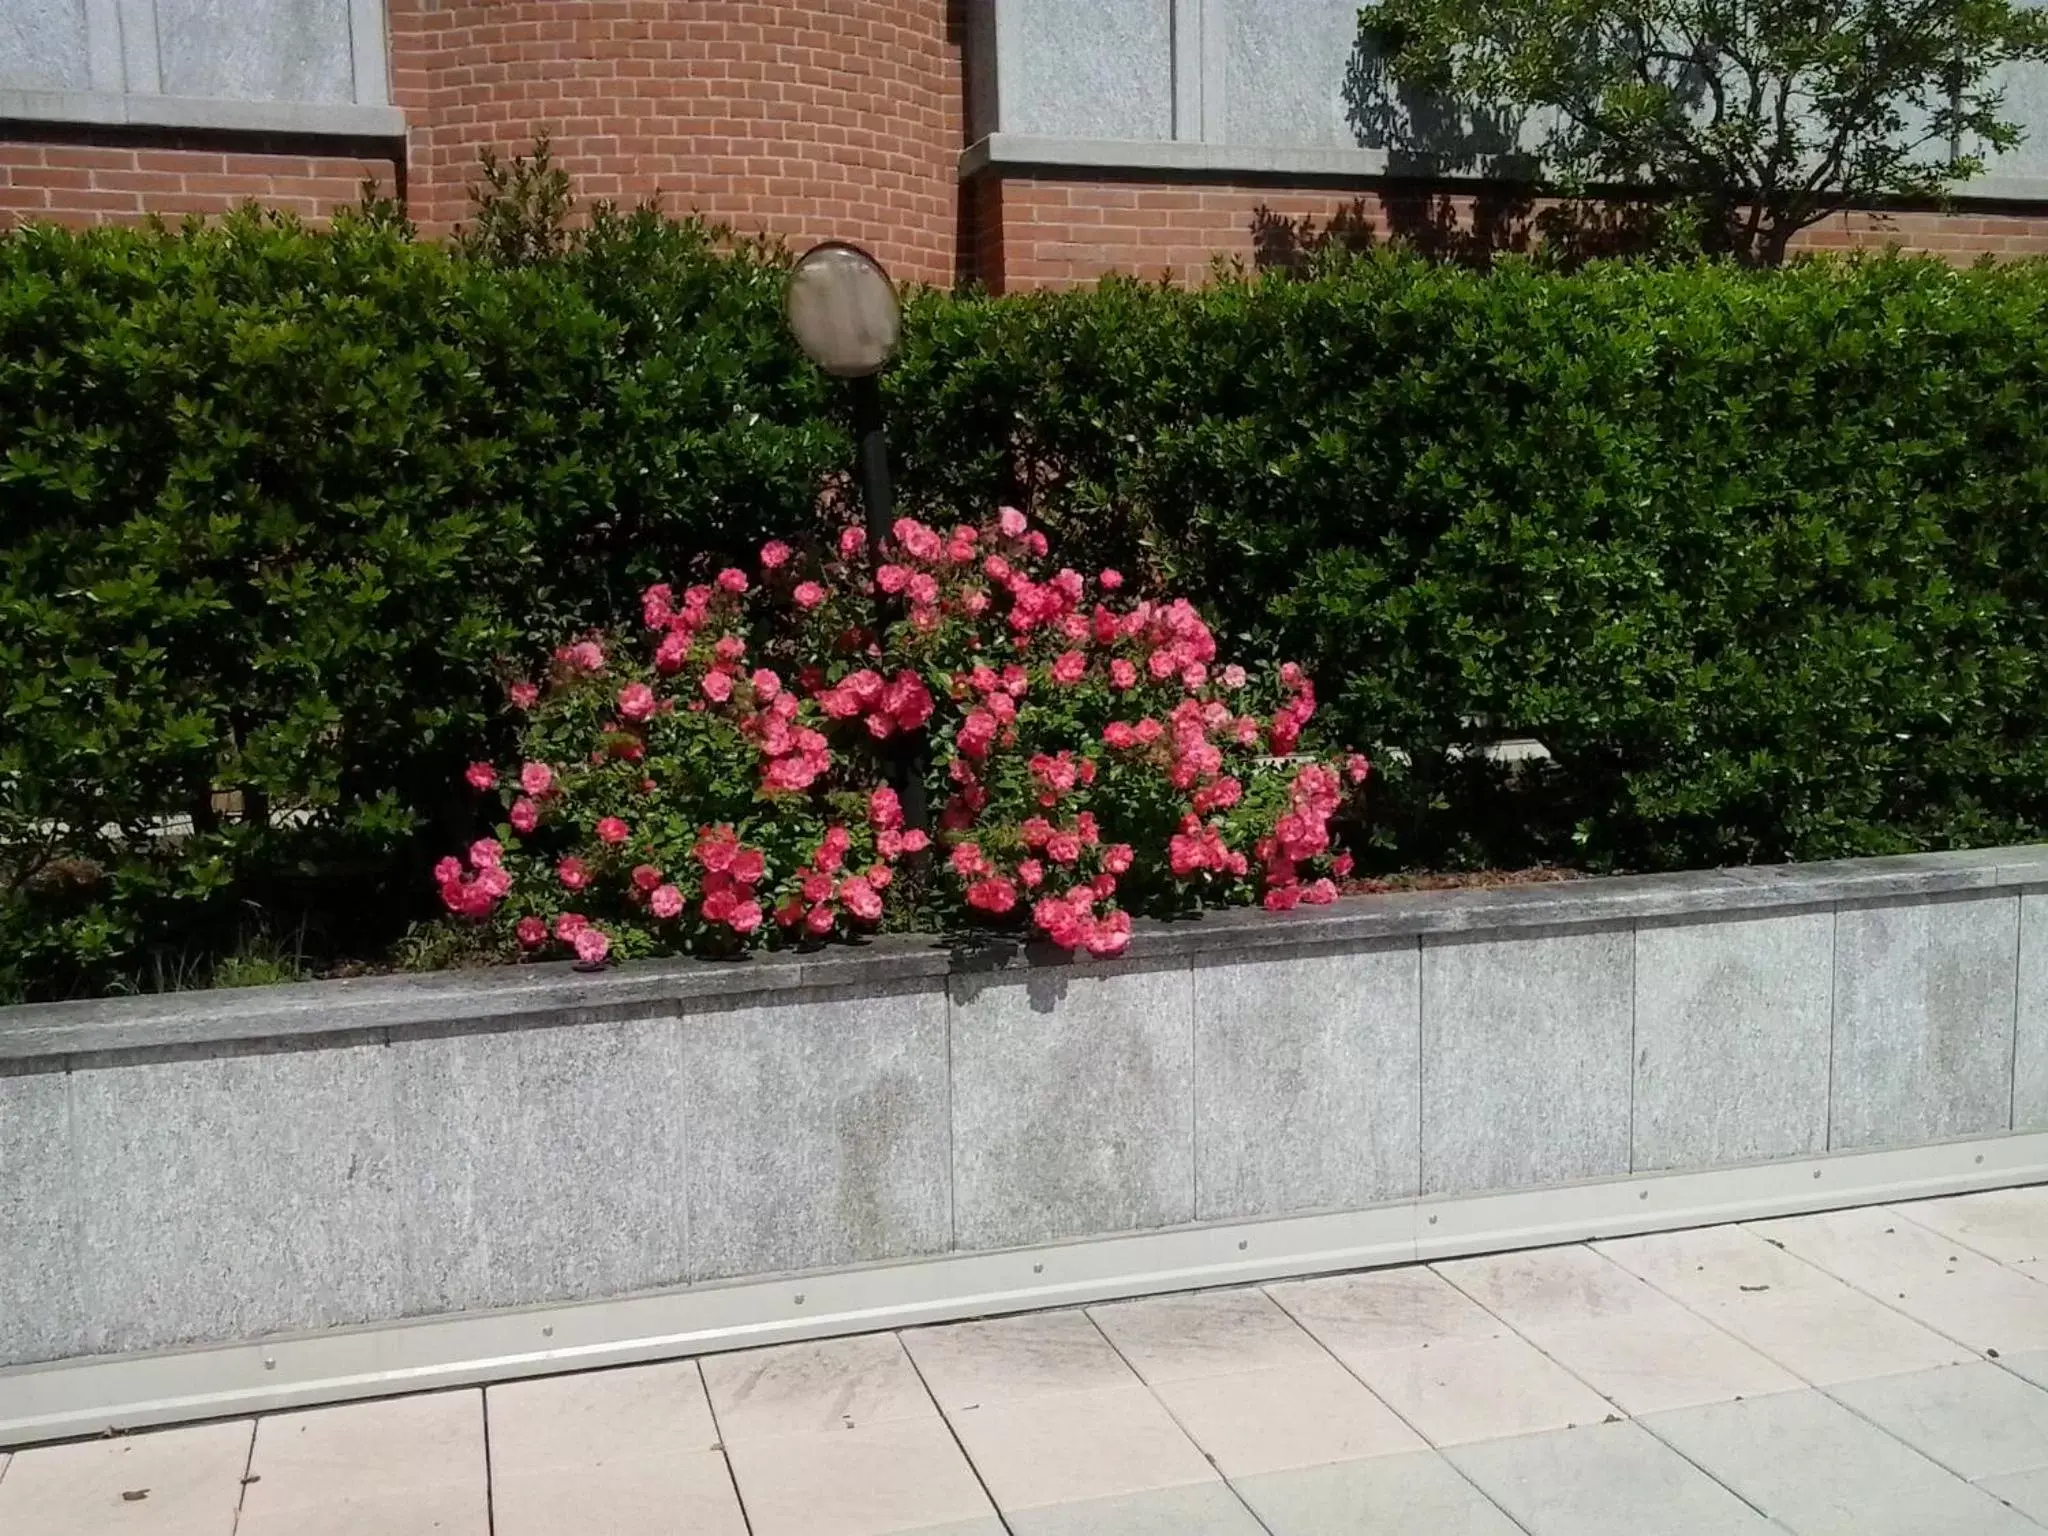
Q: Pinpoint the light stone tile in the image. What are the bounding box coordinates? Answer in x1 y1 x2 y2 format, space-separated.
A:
701 1332 936 1441
1828 1362 2048 1481
1981 1465 2048 1526
0 1419 251 1536
0 1062 81 1367
1233 1449 1524 1536
1448 1420 1776 1535
1898 1188 2048 1271
1830 894 2020 1149
239 1390 487 1536
722 1415 998 1536
487 1361 744 1536
391 1016 687 1315
1753 1204 2048 1355
0 0 89 92
950 964 1193 1251
69 1037 405 1355
1090 1286 1330 1383
1421 924 1632 1195
1149 1357 1425 1476
1005 1481 1266 1536
1439 1246 1803 1414
684 984 950 1281
1598 1222 1970 1384
156 0 355 102
1221 0 1363 149
2002 1350 2048 1391
1645 1389 2041 1536
2016 892 2048 1129
1338 1333 1621 1447
941 1382 1220 1511
1192 940 1420 1220
1633 909 1833 1171
904 1310 1135 1409
1002 0 1173 139
1269 1262 1510 1353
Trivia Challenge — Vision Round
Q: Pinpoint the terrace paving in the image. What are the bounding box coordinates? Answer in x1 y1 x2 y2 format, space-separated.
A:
7 1188 2048 1534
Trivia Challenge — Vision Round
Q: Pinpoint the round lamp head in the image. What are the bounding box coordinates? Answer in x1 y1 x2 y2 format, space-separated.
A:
787 241 901 378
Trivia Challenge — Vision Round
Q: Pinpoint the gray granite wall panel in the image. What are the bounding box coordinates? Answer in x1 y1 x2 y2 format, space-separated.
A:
1193 940 1420 1220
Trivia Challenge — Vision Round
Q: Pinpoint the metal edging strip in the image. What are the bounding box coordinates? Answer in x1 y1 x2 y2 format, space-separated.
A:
4 1131 2045 1447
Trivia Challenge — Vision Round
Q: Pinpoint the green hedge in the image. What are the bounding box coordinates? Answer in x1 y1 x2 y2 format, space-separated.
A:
8 208 2048 996
0 207 842 996
889 255 2048 874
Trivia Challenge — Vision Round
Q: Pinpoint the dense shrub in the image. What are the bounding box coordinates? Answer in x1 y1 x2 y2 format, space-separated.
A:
9 199 2048 997
0 205 842 998
890 254 2048 872
437 507 1366 965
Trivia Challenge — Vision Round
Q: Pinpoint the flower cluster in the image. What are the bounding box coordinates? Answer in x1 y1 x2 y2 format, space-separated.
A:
438 506 1366 966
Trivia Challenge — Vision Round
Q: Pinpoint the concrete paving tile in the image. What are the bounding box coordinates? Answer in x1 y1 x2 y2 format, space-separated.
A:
1599 1222 1970 1384
1006 1481 1267 1535
1645 1388 2040 1536
0 1420 249 1536
1339 1332 1620 1447
1448 1420 1777 1535
902 1309 1133 1409
700 1331 936 1441
1441 1245 1803 1415
1828 1362 2048 1481
1090 1285 1330 1383
723 1414 999 1536
1149 1356 1426 1477
1899 1188 2048 1273
1267 1263 1505 1353
1980 1466 2048 1526
1752 1205 2048 1356
943 1382 1220 1511
487 1360 744 1536
2004 1350 2048 1391
239 1390 487 1536
1233 1448 1525 1535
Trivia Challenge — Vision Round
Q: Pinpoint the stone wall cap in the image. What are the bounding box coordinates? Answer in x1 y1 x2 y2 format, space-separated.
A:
6 844 2045 1062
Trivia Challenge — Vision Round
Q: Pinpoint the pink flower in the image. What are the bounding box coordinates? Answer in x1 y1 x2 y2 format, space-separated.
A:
558 856 591 891
840 876 885 922
596 817 630 846
793 580 827 610
631 863 664 891
1221 664 1247 689
1103 721 1138 750
434 856 462 884
884 670 934 731
1084 909 1132 957
1017 858 1044 888
1301 878 1339 906
554 912 589 940
573 927 611 965
1047 832 1082 865
907 572 940 607
751 668 782 701
702 670 734 703
510 797 541 835
468 838 502 869
805 903 838 936
839 525 867 560
1051 651 1087 685
998 506 1029 539
1099 569 1124 591
760 539 792 569
870 785 905 830
617 682 656 722
515 915 547 950
695 826 739 873
731 848 766 886
1347 752 1371 785
1109 659 1138 690
655 632 689 674
876 563 910 595
465 762 498 792
649 884 684 919
1103 843 1134 874
729 900 764 935
509 681 540 710
559 639 605 673
966 877 1019 914
642 582 674 628
520 761 555 796
716 567 749 594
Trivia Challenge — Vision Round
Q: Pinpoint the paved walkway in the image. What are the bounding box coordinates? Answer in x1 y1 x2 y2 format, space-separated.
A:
6 1191 2048 1534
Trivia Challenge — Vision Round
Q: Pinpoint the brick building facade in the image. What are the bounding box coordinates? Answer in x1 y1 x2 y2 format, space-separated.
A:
5 0 2048 289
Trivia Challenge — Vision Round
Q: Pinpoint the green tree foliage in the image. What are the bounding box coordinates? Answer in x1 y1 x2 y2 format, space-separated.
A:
1352 0 2048 262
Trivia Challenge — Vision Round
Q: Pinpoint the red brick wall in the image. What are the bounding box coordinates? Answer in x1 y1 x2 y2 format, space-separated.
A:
971 175 2048 290
385 0 963 285
0 142 400 230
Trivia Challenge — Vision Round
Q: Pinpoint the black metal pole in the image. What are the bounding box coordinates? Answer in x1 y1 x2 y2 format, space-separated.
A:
847 372 927 833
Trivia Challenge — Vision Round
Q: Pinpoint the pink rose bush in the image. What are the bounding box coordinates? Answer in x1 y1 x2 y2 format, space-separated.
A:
438 507 1368 965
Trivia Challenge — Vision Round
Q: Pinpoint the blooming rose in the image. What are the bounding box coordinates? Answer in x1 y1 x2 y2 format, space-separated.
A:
760 539 792 569
515 915 547 949
558 856 591 891
649 884 684 919
596 817 630 846
510 797 541 834
520 761 555 796
618 682 656 722
465 762 497 792
573 927 611 965
509 681 540 710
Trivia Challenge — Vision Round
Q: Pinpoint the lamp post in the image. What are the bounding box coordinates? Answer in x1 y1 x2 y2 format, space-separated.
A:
785 240 926 830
